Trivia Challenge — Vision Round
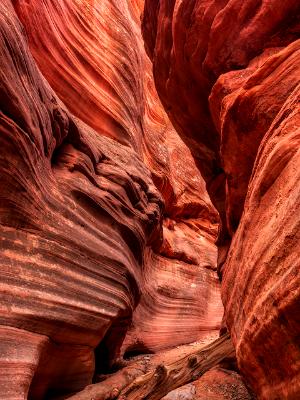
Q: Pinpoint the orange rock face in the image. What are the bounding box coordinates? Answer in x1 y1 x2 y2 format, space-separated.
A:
143 0 300 399
0 0 223 398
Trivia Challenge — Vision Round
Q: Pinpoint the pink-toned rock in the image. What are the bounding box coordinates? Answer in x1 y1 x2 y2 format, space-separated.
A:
14 0 223 361
122 127 222 355
121 246 222 355
0 0 162 396
0 327 48 399
0 0 223 398
14 0 146 149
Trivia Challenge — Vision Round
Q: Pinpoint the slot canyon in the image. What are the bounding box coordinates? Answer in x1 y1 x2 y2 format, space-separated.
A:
0 0 299 399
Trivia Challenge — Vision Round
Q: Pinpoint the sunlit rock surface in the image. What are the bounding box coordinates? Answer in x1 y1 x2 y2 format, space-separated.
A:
0 0 223 398
143 0 300 398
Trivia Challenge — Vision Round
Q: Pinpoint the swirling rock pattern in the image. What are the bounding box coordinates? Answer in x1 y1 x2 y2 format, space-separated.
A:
122 128 222 354
0 1 163 395
143 0 300 398
15 0 223 359
14 0 145 150
0 0 223 398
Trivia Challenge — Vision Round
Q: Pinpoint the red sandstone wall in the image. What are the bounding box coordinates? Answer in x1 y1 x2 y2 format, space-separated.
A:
2 0 298 398
142 1 300 398
0 1 223 398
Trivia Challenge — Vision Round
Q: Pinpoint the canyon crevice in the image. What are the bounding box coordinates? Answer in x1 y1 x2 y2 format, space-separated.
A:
0 0 299 399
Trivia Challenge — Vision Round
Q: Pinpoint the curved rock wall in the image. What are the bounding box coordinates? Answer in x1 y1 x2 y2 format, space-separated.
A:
14 0 145 150
142 0 300 398
1 2 163 397
0 0 223 398
4 0 298 398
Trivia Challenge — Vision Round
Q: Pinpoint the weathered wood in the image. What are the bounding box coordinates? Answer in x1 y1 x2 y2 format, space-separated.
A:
66 333 234 400
118 333 234 400
65 363 147 400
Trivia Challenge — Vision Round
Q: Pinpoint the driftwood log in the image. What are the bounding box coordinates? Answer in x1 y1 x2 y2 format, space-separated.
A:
67 333 234 400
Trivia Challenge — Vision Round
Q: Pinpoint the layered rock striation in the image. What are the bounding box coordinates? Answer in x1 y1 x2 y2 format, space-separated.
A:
0 0 223 398
1 0 298 398
1 2 163 396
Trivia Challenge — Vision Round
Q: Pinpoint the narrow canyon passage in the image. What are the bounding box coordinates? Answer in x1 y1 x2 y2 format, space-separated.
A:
0 1 299 399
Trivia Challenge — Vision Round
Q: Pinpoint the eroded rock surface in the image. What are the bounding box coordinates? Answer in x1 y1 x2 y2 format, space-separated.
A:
142 0 300 399
0 0 223 398
14 0 223 359
2 0 298 398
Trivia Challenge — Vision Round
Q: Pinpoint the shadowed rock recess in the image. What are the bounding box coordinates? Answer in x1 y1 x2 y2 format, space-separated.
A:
0 0 298 399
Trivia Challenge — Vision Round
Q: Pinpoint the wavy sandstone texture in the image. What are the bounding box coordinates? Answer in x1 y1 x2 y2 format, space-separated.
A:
0 0 223 398
15 0 223 357
142 0 300 399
